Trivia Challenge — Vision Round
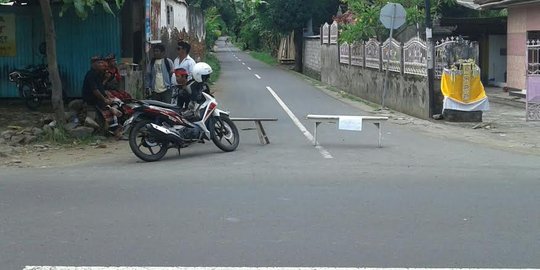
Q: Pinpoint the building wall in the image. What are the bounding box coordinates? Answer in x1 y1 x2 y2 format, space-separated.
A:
303 37 321 80
320 44 430 119
507 4 540 90
160 0 189 33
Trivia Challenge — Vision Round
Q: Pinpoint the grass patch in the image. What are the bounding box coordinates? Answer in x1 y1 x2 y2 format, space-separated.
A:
40 126 106 146
249 51 278 66
205 52 221 84
41 127 73 144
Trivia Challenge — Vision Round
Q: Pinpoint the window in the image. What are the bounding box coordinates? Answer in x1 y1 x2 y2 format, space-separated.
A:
166 5 174 27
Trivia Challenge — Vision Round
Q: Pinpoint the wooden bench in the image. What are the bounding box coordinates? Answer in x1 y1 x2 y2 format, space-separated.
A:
230 118 278 145
306 114 389 147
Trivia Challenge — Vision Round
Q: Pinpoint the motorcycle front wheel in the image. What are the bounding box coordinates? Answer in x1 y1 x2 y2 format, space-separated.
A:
129 120 169 162
210 115 239 152
19 84 41 110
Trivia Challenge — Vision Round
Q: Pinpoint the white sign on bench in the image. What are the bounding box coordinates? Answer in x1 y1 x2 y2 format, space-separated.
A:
338 116 363 131
307 114 389 147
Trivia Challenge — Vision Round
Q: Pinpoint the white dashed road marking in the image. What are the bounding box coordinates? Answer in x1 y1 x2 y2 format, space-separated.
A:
247 67 252 70
265 86 333 159
255 74 261 79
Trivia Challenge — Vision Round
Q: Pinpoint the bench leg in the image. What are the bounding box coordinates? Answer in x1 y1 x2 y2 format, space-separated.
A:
255 121 270 145
373 122 382 148
313 122 321 146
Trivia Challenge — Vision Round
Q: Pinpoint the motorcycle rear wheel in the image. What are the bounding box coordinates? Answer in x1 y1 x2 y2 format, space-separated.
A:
129 120 169 162
211 115 239 152
20 84 41 110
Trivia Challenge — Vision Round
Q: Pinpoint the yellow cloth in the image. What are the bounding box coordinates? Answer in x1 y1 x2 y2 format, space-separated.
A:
441 66 486 104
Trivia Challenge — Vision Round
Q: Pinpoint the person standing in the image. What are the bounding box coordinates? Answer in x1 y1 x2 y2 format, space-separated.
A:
173 41 196 81
145 44 174 103
172 41 196 106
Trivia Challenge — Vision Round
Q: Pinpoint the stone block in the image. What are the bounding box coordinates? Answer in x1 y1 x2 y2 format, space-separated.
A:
67 126 94 139
443 109 483 122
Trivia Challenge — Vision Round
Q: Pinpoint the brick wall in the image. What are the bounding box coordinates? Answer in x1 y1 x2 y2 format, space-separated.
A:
508 6 527 90
303 37 321 80
507 4 540 90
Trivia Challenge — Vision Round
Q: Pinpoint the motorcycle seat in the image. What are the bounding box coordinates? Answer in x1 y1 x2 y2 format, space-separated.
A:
142 100 181 111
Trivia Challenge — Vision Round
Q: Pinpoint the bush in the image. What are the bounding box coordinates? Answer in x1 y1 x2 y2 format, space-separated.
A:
204 52 221 84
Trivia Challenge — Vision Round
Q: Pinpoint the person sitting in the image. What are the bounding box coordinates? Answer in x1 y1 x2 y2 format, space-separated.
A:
82 56 122 139
172 68 190 111
181 62 213 122
103 53 133 103
104 53 121 91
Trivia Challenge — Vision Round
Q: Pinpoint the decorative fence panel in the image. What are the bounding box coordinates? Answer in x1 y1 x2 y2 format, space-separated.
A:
330 21 338 44
320 22 446 77
434 36 479 79
403 37 427 76
526 39 540 121
339 42 350 65
321 23 330 44
528 39 540 75
365 38 381 70
351 42 364 67
382 37 402 73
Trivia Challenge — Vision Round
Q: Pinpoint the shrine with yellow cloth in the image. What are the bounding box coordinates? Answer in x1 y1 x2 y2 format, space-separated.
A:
440 60 489 112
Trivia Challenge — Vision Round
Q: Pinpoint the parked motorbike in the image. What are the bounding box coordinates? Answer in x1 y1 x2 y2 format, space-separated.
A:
8 64 53 110
123 92 240 162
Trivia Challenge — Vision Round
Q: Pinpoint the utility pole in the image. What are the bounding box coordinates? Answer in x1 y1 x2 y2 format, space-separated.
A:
425 0 435 118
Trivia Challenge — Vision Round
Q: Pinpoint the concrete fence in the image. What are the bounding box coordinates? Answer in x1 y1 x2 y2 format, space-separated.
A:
305 22 482 119
320 43 430 119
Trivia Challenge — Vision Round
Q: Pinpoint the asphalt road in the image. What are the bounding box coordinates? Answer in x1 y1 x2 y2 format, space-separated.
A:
1 39 540 269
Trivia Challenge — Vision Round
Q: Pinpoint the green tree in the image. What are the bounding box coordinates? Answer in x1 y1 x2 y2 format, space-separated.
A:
339 0 455 43
191 0 238 36
262 0 339 71
1 0 124 126
204 6 227 49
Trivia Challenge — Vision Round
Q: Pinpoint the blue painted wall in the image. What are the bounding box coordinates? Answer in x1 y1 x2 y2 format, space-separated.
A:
0 5 121 98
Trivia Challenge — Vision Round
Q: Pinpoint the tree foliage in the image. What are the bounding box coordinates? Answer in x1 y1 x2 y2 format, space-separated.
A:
339 0 455 42
204 6 227 49
59 0 125 19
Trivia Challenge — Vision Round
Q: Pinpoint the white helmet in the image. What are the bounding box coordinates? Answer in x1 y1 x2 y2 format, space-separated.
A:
192 62 212 83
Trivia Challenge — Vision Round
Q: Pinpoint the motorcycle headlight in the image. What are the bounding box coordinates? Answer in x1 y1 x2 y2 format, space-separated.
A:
8 72 20 82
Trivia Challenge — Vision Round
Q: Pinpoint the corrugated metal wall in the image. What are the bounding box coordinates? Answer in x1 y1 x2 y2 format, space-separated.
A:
0 5 121 98
0 7 36 98
54 8 121 97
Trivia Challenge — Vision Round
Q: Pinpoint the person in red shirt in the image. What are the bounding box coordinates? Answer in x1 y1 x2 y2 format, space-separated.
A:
104 54 122 91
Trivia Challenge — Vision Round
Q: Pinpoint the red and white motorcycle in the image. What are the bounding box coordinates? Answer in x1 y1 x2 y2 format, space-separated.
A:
124 92 240 162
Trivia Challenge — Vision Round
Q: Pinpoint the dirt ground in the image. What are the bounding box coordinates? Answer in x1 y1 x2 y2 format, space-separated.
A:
0 100 126 168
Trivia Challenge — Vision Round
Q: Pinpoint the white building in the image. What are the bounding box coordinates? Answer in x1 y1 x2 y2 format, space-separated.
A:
160 0 190 35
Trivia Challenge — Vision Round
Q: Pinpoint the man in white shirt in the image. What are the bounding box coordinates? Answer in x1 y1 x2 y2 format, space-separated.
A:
171 41 196 106
173 41 196 81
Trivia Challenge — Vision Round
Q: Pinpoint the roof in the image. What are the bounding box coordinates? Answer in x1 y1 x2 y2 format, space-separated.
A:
473 0 540 9
456 0 481 10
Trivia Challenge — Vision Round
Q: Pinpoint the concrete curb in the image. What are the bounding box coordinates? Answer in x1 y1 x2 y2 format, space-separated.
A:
488 95 525 109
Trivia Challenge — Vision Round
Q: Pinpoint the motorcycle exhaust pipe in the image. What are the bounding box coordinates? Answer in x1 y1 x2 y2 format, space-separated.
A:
145 123 185 144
